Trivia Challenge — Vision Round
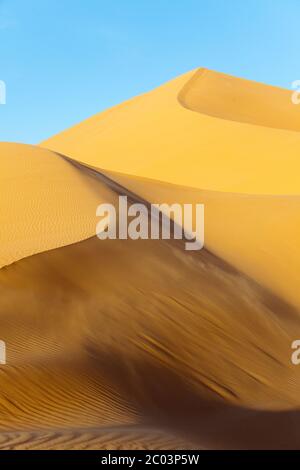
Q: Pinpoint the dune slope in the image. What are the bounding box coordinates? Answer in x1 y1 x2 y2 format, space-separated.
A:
1 171 300 449
99 169 300 310
42 68 300 195
0 142 115 268
41 69 300 309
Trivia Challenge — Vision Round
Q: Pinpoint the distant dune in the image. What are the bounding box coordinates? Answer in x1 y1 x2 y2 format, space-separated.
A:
42 68 300 194
1 69 300 449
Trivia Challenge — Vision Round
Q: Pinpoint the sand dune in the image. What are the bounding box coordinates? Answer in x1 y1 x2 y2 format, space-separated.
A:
1 68 300 449
1 169 300 449
99 169 300 310
179 68 300 131
0 166 299 449
42 69 300 308
0 142 115 268
42 68 300 194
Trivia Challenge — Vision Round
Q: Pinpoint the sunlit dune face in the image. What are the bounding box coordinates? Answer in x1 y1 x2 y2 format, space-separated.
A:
42 68 300 195
0 142 116 268
179 68 300 132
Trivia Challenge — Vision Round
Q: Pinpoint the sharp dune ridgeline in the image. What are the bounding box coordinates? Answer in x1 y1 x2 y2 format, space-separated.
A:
0 68 300 449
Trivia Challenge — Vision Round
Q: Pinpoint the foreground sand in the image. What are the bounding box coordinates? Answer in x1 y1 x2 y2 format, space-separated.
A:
0 167 300 449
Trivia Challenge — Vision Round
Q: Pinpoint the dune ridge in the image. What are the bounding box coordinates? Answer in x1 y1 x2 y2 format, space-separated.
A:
42 68 300 195
178 68 300 132
0 142 116 268
98 168 300 310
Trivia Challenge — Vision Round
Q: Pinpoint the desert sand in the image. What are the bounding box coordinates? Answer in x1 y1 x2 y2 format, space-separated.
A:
0 68 300 449
42 68 300 309
0 142 115 268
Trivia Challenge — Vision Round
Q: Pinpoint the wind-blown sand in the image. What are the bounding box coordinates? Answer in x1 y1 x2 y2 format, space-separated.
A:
99 170 300 310
1 68 300 449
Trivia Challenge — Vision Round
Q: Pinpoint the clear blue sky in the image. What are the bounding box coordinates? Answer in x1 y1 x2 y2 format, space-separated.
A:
0 0 299 144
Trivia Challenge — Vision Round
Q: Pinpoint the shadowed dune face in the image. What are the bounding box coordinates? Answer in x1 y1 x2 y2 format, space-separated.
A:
0 428 194 451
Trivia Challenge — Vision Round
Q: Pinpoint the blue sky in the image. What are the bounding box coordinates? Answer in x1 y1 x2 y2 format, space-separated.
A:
0 0 299 144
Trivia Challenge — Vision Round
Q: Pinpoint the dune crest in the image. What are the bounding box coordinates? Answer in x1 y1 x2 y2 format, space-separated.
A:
179 68 300 132
42 68 300 195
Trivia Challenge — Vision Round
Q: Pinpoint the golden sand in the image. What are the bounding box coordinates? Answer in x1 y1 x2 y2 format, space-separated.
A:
42 69 300 309
42 68 300 194
1 191 300 449
0 142 115 268
0 69 300 449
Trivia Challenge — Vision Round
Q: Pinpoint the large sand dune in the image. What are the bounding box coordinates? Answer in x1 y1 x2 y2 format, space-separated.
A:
42 68 300 194
1 68 300 449
1 169 300 449
42 69 300 308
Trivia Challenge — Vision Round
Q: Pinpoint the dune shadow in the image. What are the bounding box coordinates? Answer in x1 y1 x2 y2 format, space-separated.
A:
86 344 300 450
